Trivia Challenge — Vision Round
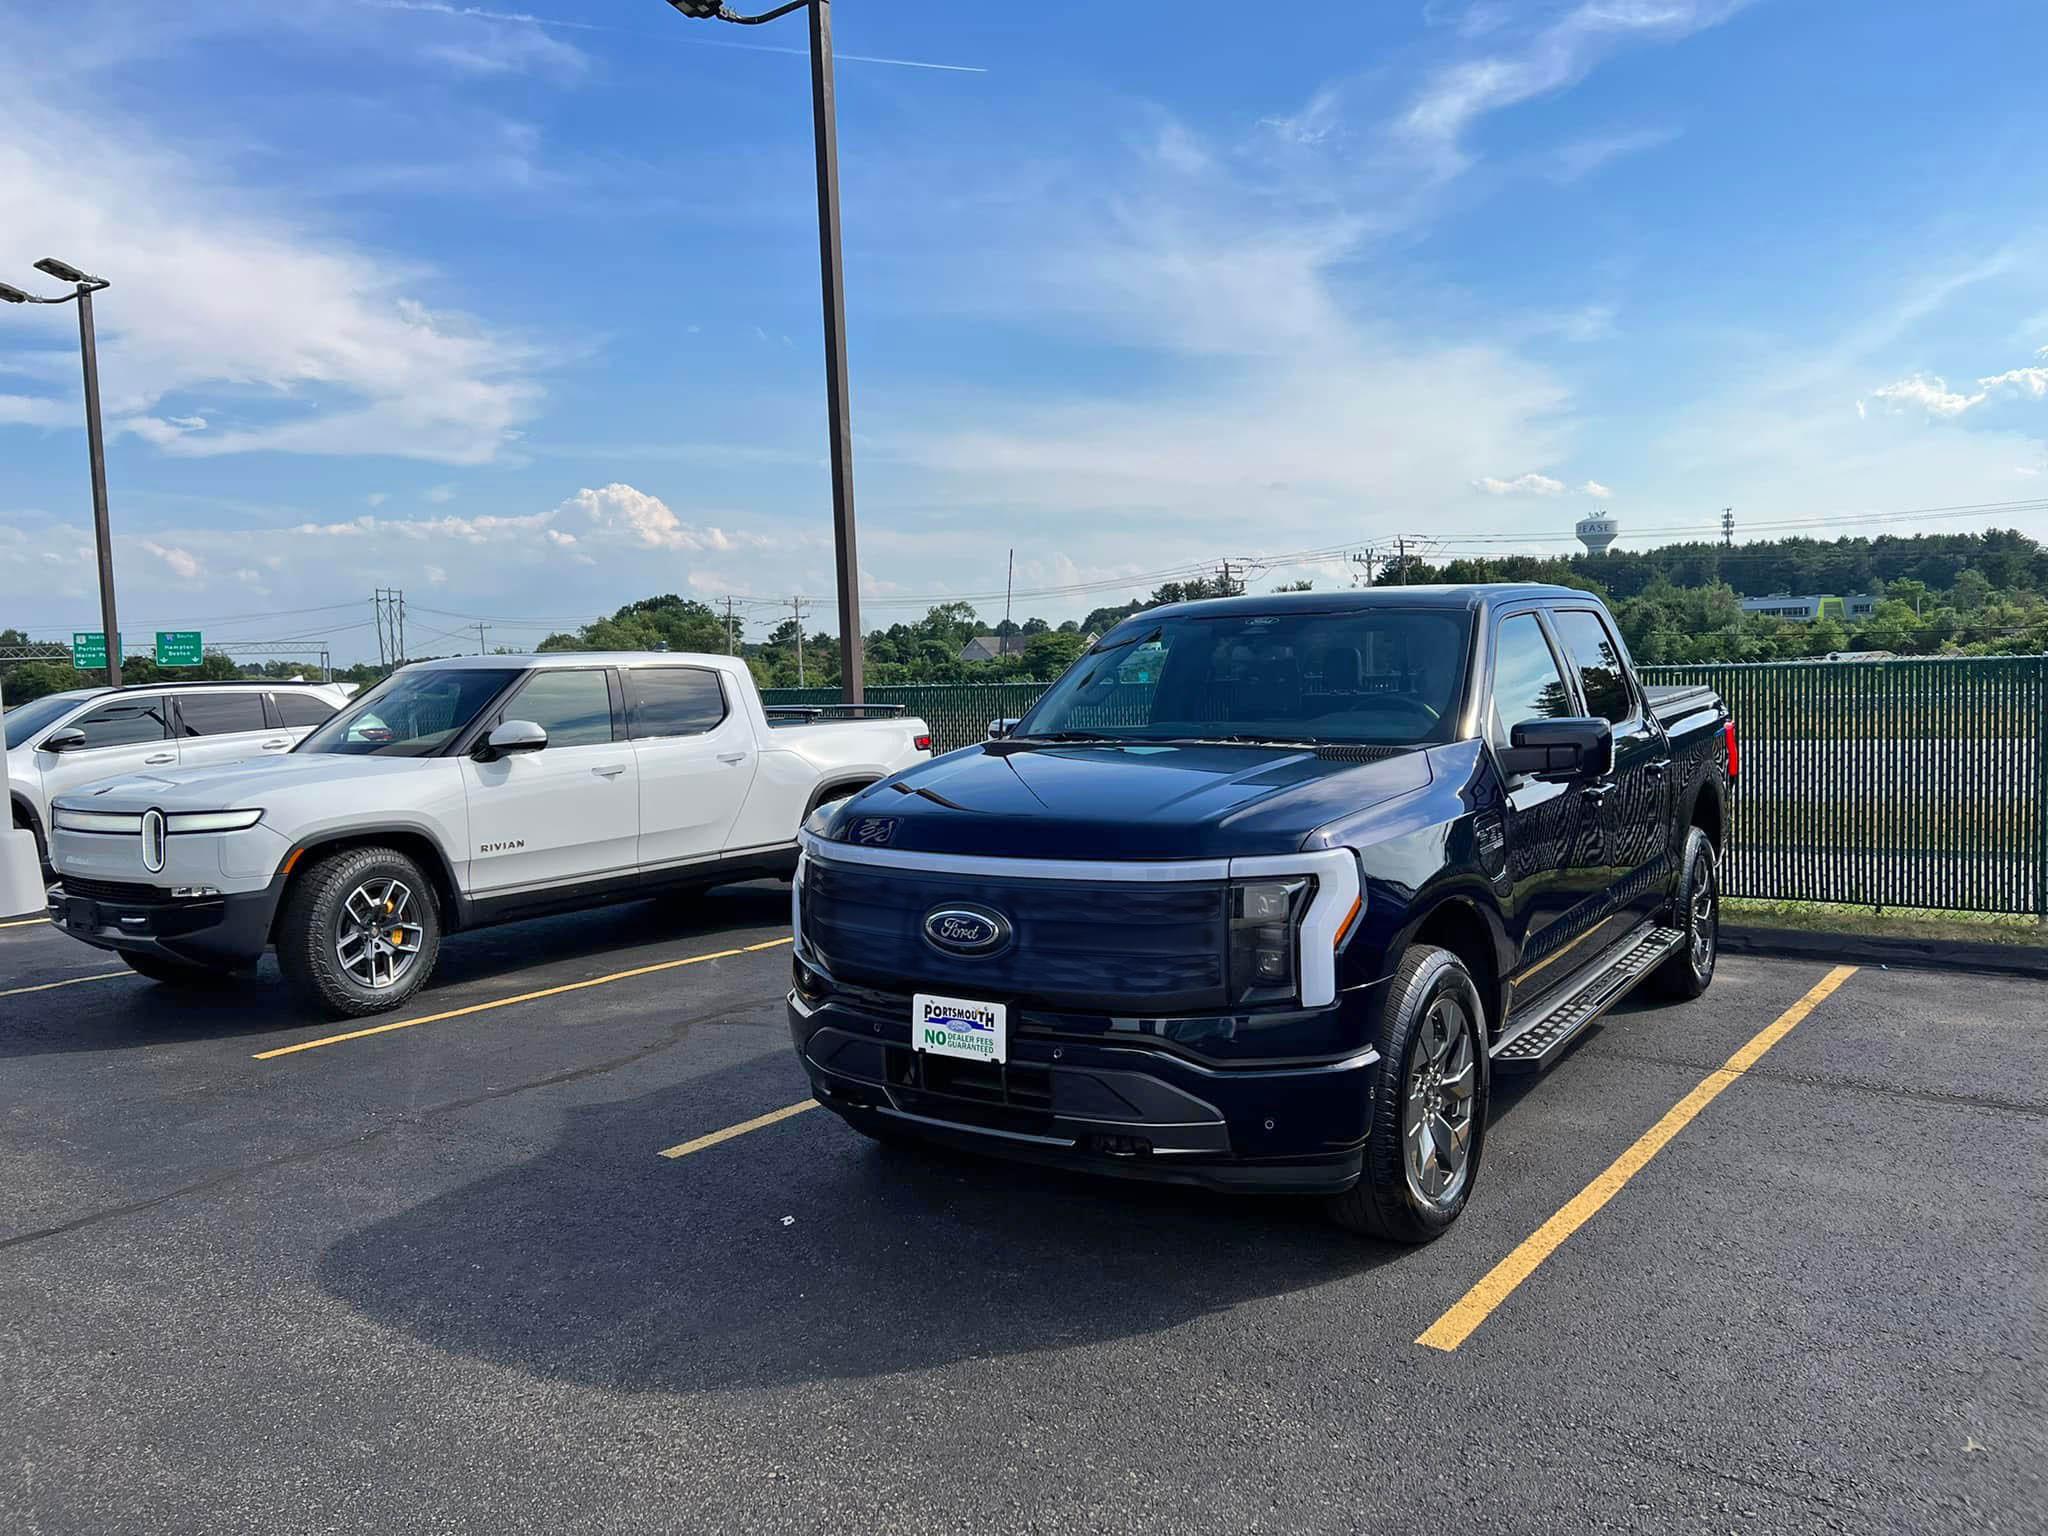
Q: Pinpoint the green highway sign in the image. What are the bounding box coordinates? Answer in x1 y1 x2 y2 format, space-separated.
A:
155 631 204 668
71 631 120 669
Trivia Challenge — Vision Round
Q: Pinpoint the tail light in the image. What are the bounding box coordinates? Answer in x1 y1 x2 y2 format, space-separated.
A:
914 733 933 753
1723 720 1740 780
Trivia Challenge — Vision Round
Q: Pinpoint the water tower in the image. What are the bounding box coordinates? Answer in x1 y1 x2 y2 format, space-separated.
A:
1576 511 1618 556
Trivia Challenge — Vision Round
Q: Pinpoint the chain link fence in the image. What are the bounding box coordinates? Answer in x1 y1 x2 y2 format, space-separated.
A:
768 655 2048 916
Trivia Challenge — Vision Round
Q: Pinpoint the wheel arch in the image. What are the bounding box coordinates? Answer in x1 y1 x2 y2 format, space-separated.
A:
803 776 880 819
271 826 464 943
1688 778 1725 852
1400 894 1506 1040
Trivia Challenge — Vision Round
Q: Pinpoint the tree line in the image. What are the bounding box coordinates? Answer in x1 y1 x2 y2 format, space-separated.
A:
6 529 2047 707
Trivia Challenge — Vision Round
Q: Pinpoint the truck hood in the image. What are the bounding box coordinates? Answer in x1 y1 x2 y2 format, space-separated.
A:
827 741 1433 860
52 752 435 813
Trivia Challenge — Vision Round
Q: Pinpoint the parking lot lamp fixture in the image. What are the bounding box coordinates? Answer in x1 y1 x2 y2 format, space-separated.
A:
4 258 122 687
660 0 864 702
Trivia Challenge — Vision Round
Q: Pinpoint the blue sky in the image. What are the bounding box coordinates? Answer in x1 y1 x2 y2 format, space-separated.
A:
3 0 2046 662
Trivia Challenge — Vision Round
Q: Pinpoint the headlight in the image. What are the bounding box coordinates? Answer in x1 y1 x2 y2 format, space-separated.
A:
1227 877 1314 1003
165 810 264 833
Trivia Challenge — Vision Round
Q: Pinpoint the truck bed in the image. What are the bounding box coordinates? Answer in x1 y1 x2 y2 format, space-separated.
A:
1645 683 1719 728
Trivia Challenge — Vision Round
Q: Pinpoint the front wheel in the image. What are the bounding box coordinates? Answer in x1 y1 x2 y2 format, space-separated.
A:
1327 944 1488 1244
277 846 442 1018
1650 827 1718 1000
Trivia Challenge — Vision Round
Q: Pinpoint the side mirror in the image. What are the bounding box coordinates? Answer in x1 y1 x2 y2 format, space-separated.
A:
474 719 548 762
1500 717 1612 781
40 727 87 753
987 717 1021 741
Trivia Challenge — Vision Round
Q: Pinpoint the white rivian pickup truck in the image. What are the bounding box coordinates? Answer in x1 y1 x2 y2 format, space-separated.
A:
46 653 930 1016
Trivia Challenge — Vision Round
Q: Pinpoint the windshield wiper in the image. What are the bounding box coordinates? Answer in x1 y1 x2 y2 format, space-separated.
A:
1003 731 1133 745
1155 733 1319 749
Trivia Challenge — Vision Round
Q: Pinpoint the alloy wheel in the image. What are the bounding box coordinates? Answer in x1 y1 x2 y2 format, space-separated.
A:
1691 853 1718 976
336 877 425 990
1403 991 1477 1209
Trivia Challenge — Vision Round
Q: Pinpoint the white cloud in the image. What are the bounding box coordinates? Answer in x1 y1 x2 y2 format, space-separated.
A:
140 541 204 581
1401 2 1744 177
0 68 545 466
1980 366 2048 400
1581 479 1613 498
1259 88 1343 147
1475 472 1568 496
1866 360 2048 419
563 482 769 554
366 492 389 507
1546 125 1679 183
426 485 457 504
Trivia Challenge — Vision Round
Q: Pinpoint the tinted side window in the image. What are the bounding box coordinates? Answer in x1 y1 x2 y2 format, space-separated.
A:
503 670 615 748
624 668 728 740
71 697 169 749
274 693 339 728
1550 609 1633 724
1489 615 1576 745
175 692 269 738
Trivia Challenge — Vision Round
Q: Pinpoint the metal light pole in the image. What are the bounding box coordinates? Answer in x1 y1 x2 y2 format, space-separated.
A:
1 258 122 687
663 0 865 702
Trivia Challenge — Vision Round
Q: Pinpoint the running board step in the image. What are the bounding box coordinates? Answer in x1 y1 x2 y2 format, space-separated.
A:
1492 924 1687 1070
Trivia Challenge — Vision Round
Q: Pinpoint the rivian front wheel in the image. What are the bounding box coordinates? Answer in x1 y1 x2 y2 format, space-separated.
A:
278 846 442 1018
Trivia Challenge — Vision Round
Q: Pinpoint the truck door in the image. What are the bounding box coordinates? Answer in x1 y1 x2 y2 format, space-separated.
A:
461 667 638 898
170 689 285 771
39 694 178 805
619 665 755 876
1485 612 1605 995
1548 607 1671 945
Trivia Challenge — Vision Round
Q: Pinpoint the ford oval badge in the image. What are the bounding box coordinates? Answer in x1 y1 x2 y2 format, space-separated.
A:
922 904 1011 957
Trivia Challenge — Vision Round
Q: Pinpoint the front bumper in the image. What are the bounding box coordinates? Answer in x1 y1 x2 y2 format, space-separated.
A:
47 879 281 969
789 984 1381 1196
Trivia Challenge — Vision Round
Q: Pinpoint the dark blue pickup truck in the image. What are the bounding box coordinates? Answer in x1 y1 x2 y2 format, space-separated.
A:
788 586 1735 1241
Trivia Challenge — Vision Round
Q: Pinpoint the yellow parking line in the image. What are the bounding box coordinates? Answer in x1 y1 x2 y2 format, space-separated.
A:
1417 963 1859 1353
658 1099 818 1160
253 936 793 1060
0 970 129 1000
0 916 50 930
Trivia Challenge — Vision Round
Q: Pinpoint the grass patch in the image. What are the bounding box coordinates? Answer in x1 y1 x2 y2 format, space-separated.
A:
1725 897 2048 947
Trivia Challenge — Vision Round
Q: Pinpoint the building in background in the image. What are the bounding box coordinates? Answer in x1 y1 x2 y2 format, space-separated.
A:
1575 513 1619 556
1739 594 1880 622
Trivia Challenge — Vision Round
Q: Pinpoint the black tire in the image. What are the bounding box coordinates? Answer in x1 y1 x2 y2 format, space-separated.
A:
14 803 49 879
276 845 442 1018
120 951 234 988
1327 944 1489 1244
1650 827 1718 1000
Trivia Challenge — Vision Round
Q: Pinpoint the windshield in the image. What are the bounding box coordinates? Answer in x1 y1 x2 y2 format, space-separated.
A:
296 668 520 758
1014 608 1472 746
4 693 93 751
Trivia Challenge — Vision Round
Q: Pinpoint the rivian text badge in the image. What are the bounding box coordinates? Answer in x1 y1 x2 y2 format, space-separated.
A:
912 993 1007 1065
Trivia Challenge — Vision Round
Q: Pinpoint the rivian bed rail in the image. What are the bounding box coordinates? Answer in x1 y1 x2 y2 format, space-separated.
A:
790 586 1734 1241
45 653 932 1016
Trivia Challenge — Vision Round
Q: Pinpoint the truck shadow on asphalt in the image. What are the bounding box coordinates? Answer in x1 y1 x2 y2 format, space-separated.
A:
314 1054 1421 1394
0 883 793 1059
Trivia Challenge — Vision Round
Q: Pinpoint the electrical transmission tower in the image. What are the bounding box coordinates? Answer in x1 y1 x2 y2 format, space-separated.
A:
1721 507 1735 547
372 589 406 668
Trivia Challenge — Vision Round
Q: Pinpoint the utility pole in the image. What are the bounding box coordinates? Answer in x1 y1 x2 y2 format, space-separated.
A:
1350 550 1379 588
790 596 810 686
398 590 407 664
721 596 739 655
1217 560 1244 597
1721 507 1735 548
1004 548 1014 632
1394 538 1413 585
476 622 491 655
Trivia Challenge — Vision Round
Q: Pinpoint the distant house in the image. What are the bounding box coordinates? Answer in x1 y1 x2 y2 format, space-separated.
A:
959 633 1033 663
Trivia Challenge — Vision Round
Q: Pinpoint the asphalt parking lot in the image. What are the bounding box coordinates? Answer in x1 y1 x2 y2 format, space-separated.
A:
2 890 2042 1535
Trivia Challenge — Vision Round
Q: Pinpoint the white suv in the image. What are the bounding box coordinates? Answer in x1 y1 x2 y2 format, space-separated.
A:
7 681 350 870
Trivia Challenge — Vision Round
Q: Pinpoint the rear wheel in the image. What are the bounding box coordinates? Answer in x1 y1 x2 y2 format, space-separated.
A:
1651 827 1718 1000
1327 944 1488 1244
120 952 235 988
277 846 442 1018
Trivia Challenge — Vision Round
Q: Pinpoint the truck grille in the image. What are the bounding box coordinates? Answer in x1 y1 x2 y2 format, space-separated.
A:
803 858 1229 1012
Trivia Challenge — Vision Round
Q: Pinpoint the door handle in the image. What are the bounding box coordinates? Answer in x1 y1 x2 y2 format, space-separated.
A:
145 753 175 765
717 751 748 765
593 765 626 779
261 738 290 751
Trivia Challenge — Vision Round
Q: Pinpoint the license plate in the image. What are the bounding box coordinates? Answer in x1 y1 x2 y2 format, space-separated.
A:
911 993 1007 1065
64 898 99 933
